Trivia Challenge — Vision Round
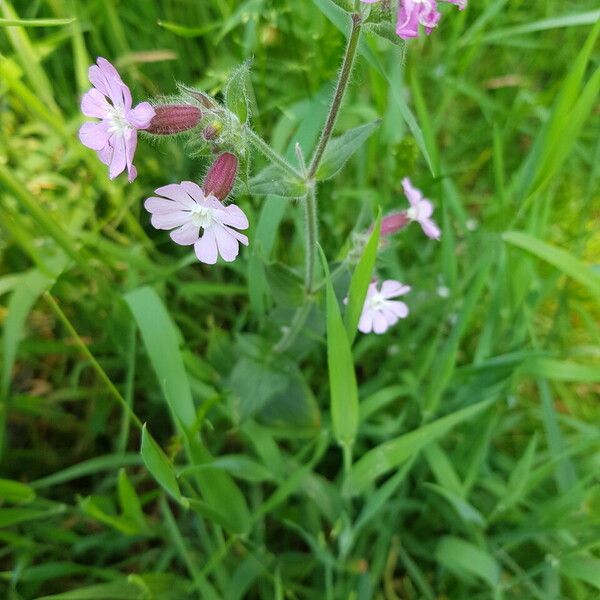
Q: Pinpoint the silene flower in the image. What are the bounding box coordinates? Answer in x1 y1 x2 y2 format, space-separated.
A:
144 154 249 265
79 57 155 181
357 280 411 335
401 177 441 240
360 0 467 40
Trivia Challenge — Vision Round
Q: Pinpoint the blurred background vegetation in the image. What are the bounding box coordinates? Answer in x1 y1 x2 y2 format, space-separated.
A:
1 0 599 598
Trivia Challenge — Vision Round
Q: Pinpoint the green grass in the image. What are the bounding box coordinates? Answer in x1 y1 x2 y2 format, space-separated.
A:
1 0 600 598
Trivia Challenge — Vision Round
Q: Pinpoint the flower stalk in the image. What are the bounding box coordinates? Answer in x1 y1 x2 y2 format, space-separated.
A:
244 126 304 180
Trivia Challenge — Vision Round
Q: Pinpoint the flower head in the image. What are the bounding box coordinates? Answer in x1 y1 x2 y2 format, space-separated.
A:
361 0 466 40
145 104 202 135
144 181 249 264
79 57 155 181
401 177 441 240
357 280 411 334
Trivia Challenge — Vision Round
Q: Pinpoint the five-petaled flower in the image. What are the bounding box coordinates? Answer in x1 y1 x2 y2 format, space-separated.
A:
144 182 249 264
357 280 411 334
360 0 466 40
79 57 155 181
401 177 441 240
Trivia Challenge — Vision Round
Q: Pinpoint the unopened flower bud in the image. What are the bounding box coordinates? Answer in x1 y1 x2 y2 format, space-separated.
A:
380 211 410 236
203 121 223 141
203 152 238 200
146 104 202 135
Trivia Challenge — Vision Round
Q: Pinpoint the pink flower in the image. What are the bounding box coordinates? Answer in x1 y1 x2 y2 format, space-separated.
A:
144 182 249 264
360 0 466 40
357 280 411 334
79 57 155 182
401 177 441 240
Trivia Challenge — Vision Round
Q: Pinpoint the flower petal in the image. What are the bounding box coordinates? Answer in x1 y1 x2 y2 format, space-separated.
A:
358 309 374 334
421 218 441 240
214 227 240 262
154 184 196 209
194 229 218 264
108 134 127 180
401 177 423 208
218 203 249 230
417 199 434 220
79 121 110 151
179 181 206 205
128 102 155 129
170 222 200 246
372 311 390 334
144 197 181 214
380 280 411 299
385 300 409 319
125 129 138 182
81 88 111 118
150 210 191 230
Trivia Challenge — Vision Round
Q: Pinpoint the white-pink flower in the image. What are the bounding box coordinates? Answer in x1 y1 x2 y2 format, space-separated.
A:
401 177 441 240
79 57 155 182
144 182 249 265
358 280 411 335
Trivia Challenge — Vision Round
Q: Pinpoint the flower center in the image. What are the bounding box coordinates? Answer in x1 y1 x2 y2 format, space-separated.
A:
368 293 387 311
189 204 215 229
406 206 418 221
107 106 132 136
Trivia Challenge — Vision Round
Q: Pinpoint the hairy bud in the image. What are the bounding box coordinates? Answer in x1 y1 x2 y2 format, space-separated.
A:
203 153 238 200
203 121 223 141
380 211 410 236
146 104 202 135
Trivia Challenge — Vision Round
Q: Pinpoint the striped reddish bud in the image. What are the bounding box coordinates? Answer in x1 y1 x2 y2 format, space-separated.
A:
380 211 410 236
145 104 202 135
203 152 238 200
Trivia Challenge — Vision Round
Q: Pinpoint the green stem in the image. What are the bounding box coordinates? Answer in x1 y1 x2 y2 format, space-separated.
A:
44 292 143 430
244 126 303 180
307 13 362 179
304 184 318 293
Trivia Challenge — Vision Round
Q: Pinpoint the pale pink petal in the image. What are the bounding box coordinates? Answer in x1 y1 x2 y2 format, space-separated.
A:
402 177 423 208
125 130 137 182
95 58 129 107
194 229 218 264
179 181 206 204
79 121 110 150
170 222 200 246
224 227 249 246
386 301 410 319
150 210 190 230
127 102 155 129
217 204 249 230
97 145 112 165
380 280 411 299
108 134 127 180
144 197 181 214
372 311 389 335
417 199 434 220
358 310 374 334
214 227 240 262
381 308 400 327
81 89 111 118
154 184 196 209
421 218 441 240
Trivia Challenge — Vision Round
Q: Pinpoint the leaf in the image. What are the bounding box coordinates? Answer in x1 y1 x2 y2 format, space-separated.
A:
34 580 148 600
248 165 307 198
0 17 74 27
140 425 187 507
179 455 275 483
435 537 500 588
503 231 600 302
225 60 252 124
343 399 494 496
560 556 600 590
316 120 380 180
424 483 485 527
319 246 359 452
117 469 148 531
265 262 305 307
344 210 381 343
0 478 36 503
124 287 196 428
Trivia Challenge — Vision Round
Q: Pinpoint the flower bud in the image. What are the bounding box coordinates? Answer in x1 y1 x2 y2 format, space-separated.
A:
380 211 410 236
145 104 202 135
203 152 238 200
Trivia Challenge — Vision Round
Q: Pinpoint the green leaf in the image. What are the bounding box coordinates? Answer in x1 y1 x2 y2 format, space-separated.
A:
179 455 275 483
117 469 148 531
503 231 600 302
34 580 148 600
140 425 187 507
424 483 485 527
124 286 196 428
343 399 494 496
0 17 75 27
0 478 36 503
225 60 252 124
319 246 359 452
265 262 305 307
248 165 307 198
344 209 381 343
560 555 600 590
435 536 500 588
316 120 380 180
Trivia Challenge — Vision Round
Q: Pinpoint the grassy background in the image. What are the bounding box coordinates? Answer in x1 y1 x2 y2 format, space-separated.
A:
1 0 600 598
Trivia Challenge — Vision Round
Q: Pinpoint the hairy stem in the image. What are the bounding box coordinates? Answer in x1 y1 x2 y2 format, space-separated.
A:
304 184 318 293
244 126 303 180
308 13 362 179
